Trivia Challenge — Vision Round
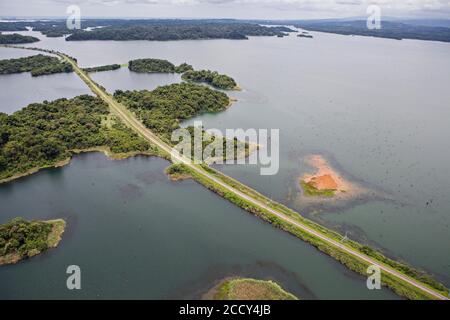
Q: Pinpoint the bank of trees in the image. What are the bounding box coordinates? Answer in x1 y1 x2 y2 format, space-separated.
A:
0 218 52 260
0 95 150 180
0 54 73 76
182 70 237 90
128 58 193 74
83 64 121 73
0 33 40 44
114 83 230 142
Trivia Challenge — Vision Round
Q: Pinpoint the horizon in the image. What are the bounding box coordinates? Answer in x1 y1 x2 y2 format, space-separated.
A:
1 0 450 20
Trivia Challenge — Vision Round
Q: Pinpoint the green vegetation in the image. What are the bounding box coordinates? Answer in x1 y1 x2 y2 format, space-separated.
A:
300 180 335 197
214 278 298 300
173 163 448 300
0 54 73 77
0 33 40 44
182 70 238 90
65 22 295 41
128 58 192 74
83 64 121 73
114 83 230 141
0 95 154 182
174 62 194 73
0 218 66 266
165 163 192 181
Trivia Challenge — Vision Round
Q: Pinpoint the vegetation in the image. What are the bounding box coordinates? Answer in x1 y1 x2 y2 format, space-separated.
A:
296 20 450 43
300 180 335 197
0 54 73 77
128 58 192 74
129 58 177 73
0 218 66 266
213 278 298 300
165 163 191 181
0 33 40 44
83 64 121 73
114 83 230 141
0 95 153 181
182 70 238 90
65 22 296 41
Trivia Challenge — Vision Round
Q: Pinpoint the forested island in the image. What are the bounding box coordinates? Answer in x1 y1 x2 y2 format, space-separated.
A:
0 218 66 266
204 278 298 300
0 54 73 76
182 70 238 90
115 83 230 141
83 64 121 73
0 33 40 44
0 95 153 182
128 58 192 73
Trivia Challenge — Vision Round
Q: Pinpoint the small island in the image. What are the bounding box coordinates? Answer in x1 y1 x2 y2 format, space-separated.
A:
182 69 238 90
0 54 73 76
0 218 66 266
83 64 121 73
300 154 357 198
128 58 193 74
204 278 298 300
297 33 313 39
0 33 40 44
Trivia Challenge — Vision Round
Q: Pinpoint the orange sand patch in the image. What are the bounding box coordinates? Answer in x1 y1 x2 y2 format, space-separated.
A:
302 155 358 195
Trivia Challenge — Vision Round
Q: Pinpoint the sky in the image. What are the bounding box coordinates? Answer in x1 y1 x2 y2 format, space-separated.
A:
1 0 450 20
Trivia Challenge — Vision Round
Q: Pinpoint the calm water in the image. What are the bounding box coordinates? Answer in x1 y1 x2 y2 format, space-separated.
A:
1 27 450 298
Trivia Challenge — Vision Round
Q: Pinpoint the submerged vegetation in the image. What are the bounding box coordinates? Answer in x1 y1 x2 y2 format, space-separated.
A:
0 95 153 182
0 54 73 77
0 33 40 44
0 218 66 266
212 278 298 300
182 70 238 90
83 64 121 73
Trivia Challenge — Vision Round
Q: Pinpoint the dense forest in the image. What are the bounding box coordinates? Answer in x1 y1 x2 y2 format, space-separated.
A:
0 33 40 44
114 83 230 141
0 218 66 265
65 23 295 41
182 70 237 90
128 58 193 73
0 218 53 263
0 54 73 77
295 20 450 42
83 64 121 73
0 95 151 180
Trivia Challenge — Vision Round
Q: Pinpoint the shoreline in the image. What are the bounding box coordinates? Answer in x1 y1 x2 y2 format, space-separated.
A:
0 146 160 185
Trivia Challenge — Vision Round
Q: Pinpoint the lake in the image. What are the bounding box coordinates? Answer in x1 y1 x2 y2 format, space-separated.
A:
1 27 449 298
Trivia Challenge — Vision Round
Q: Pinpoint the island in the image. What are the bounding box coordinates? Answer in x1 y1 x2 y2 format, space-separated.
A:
82 64 121 73
0 218 66 266
0 33 40 44
181 70 238 90
297 33 313 39
128 58 192 74
0 54 73 76
204 278 298 300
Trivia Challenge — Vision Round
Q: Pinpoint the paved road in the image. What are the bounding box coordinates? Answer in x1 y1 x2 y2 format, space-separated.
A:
14 46 445 300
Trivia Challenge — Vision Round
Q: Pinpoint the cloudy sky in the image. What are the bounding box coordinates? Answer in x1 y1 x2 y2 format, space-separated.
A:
1 0 449 19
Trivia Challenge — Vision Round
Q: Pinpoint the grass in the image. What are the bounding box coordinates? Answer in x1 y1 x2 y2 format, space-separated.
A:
215 278 298 300
300 180 335 197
